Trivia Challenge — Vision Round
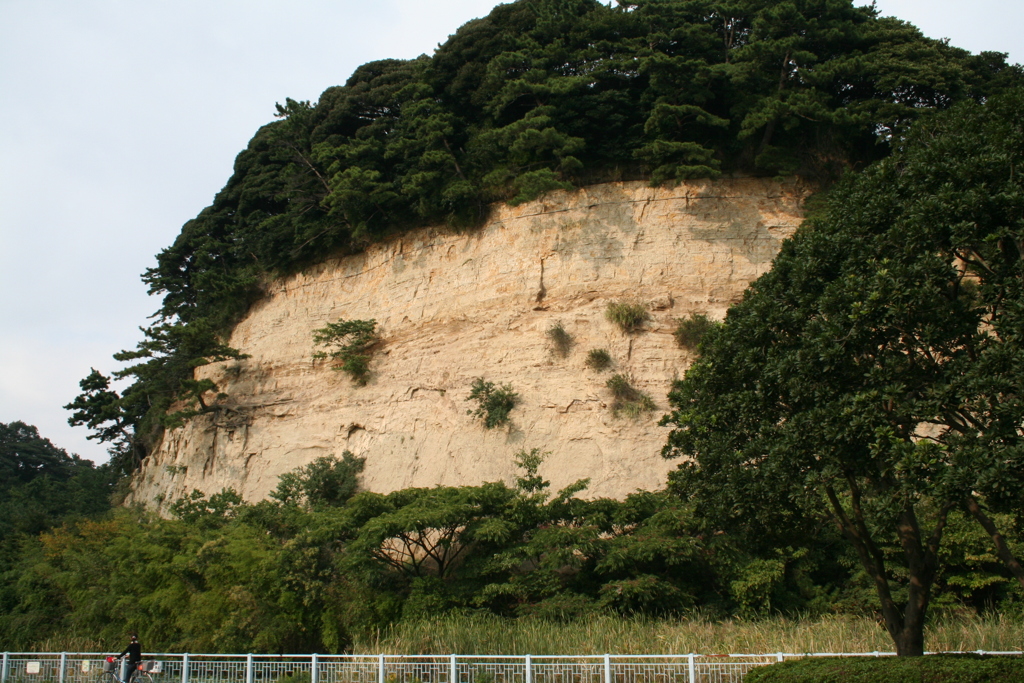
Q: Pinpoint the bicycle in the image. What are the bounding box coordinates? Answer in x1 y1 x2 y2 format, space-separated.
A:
100 657 158 683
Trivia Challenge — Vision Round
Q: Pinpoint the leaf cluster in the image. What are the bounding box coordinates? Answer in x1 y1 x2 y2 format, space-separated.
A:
312 319 380 385
466 378 520 429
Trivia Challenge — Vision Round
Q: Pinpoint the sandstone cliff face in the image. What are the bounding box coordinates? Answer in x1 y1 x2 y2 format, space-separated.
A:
130 178 810 509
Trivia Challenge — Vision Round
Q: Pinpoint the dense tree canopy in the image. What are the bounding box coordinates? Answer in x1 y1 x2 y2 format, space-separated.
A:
2 446 1020 652
662 89 1024 655
70 0 1021 463
0 421 116 545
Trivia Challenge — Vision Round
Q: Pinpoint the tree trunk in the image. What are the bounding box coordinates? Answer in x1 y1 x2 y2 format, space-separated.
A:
966 495 1024 589
824 483 949 656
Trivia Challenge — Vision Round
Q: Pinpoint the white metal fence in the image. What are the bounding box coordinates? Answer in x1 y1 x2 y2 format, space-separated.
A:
2 651 1021 683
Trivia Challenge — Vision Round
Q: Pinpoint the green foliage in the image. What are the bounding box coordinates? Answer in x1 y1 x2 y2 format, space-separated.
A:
585 348 612 370
546 322 574 358
71 0 1022 472
606 374 655 418
0 421 118 547
513 448 549 495
662 90 1024 655
1 421 79 486
605 301 649 333
269 452 366 509
466 378 519 429
673 313 714 351
2 446 1021 653
744 655 1024 683
312 319 379 385
169 488 245 528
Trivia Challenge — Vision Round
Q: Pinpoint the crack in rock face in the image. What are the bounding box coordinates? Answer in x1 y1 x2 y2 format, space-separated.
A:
130 178 811 511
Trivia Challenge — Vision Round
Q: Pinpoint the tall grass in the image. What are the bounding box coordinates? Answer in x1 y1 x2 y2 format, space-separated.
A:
547 322 574 358
352 613 1024 655
606 374 656 418
605 302 649 333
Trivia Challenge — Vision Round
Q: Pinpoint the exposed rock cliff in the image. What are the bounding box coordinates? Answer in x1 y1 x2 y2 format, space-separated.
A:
130 178 810 508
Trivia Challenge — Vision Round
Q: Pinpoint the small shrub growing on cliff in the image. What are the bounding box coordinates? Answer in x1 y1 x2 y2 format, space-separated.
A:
466 377 519 429
673 313 714 351
312 318 379 385
606 301 650 333
270 451 366 509
547 321 574 357
586 348 612 370
606 374 655 418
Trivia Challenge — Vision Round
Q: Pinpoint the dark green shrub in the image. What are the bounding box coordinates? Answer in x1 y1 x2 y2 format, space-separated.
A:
275 673 311 683
605 301 650 333
606 374 655 418
269 451 366 509
744 654 1024 683
466 378 519 429
547 322 574 357
586 348 613 370
312 318 379 385
673 313 714 350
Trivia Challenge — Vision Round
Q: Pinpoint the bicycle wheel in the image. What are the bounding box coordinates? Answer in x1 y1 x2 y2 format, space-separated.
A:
99 671 119 683
135 673 154 683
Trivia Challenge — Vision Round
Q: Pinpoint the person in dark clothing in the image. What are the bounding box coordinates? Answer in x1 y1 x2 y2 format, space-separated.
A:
118 633 142 683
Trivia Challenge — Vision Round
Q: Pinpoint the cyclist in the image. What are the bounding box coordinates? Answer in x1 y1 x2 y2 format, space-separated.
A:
117 633 142 683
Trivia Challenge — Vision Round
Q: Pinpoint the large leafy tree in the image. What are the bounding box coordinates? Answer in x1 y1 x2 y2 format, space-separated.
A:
662 89 1024 656
70 0 1020 468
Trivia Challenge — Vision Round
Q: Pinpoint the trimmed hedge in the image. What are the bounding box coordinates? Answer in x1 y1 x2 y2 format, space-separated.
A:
743 655 1024 683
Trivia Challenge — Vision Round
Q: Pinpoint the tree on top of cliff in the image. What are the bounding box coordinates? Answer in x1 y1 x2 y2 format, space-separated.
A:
73 0 1022 469
660 89 1024 656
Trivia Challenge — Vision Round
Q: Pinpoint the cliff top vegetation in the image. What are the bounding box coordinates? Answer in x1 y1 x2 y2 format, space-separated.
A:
68 0 1022 471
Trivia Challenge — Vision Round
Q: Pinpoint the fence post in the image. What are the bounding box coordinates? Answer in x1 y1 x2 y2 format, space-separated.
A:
246 654 253 683
525 655 532 683
311 654 319 683
776 653 784 663
378 654 385 683
59 653 67 683
686 654 695 683
603 655 610 683
2 652 8 683
449 655 456 683
181 654 190 683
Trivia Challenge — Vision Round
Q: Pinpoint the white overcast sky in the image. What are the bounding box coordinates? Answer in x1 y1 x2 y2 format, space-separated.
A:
1 0 1021 464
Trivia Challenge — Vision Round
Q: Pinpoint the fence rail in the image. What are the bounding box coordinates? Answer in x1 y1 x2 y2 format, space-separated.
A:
2 651 1021 683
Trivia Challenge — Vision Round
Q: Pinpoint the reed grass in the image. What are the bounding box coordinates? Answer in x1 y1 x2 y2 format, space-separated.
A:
352 613 1024 655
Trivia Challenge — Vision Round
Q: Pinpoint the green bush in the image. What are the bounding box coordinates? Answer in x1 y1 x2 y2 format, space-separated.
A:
312 319 379 385
466 378 519 429
606 301 650 333
606 374 656 418
673 313 714 350
744 655 1024 683
269 451 366 509
585 348 613 370
547 322 574 358
275 673 311 683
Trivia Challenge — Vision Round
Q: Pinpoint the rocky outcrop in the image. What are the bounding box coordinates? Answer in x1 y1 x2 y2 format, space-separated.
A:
130 178 811 509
